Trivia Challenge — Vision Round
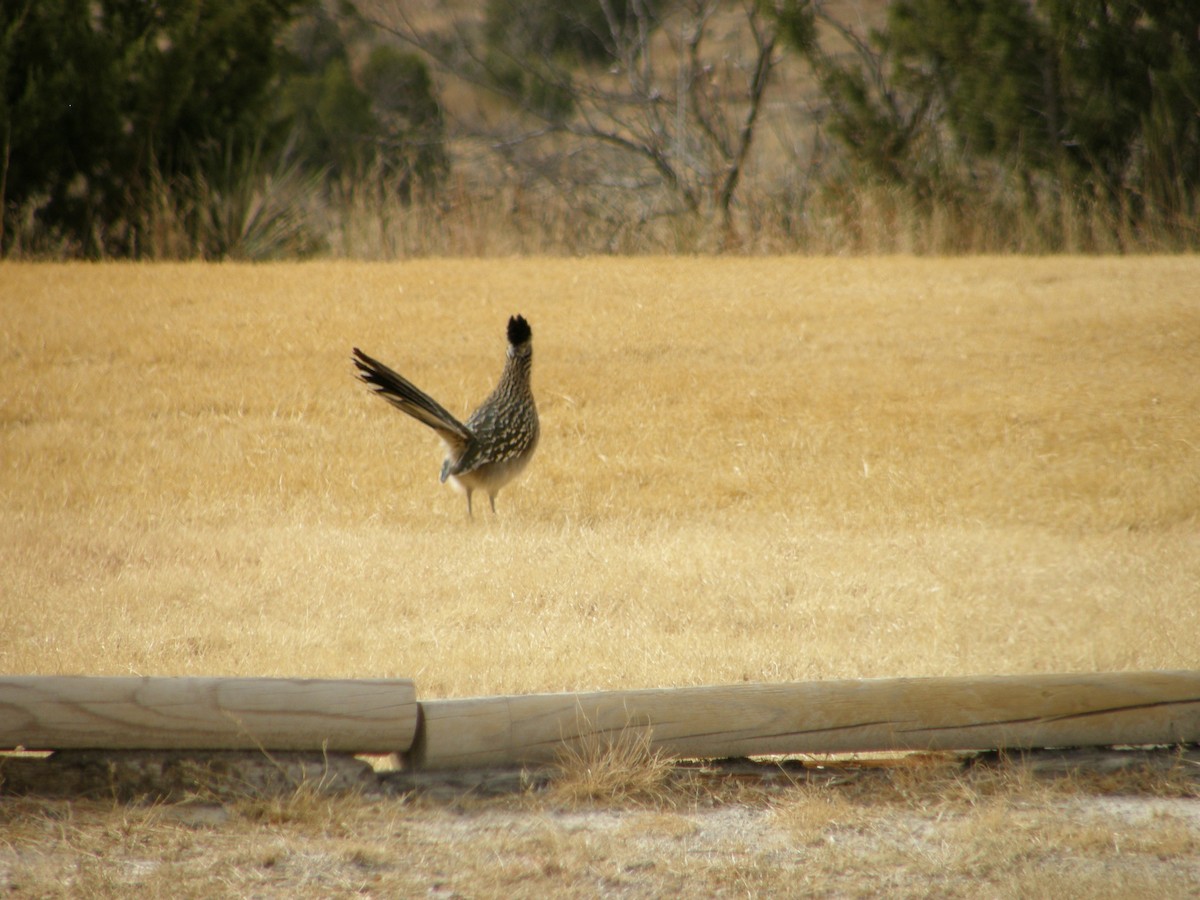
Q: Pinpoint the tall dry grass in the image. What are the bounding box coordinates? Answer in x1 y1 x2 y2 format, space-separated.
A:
11 149 1193 259
1 257 1197 697
104 167 1200 259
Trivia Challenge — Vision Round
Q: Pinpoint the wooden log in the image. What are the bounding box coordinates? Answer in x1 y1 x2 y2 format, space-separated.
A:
0 677 418 753
409 671 1200 769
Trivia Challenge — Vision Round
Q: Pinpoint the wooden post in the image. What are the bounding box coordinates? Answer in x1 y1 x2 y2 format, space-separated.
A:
0 676 418 753
409 671 1200 769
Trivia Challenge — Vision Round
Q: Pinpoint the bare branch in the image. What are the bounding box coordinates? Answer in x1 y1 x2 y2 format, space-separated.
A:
357 0 783 225
717 5 779 217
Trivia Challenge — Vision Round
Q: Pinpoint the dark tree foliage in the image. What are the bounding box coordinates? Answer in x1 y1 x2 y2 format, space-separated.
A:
0 0 305 256
279 16 447 200
1 0 448 256
360 45 448 201
887 0 1053 163
778 0 1200 228
1041 0 1200 215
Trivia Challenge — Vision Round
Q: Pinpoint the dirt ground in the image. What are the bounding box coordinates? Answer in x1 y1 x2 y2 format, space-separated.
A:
4 748 1200 898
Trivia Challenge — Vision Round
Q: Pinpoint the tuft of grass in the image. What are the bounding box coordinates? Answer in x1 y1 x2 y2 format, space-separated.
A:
547 722 677 808
232 780 356 831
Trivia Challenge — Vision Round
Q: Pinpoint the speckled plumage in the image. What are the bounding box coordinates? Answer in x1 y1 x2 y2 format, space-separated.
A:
353 315 539 516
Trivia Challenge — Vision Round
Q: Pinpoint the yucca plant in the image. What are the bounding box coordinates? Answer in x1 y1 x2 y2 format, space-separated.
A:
194 146 327 261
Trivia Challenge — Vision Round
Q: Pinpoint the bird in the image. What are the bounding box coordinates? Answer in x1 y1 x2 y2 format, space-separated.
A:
352 315 539 517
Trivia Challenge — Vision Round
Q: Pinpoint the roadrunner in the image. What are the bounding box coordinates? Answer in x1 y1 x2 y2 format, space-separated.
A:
352 315 539 517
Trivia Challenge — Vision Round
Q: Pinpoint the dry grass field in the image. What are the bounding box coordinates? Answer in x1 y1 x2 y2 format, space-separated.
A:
2 256 1199 895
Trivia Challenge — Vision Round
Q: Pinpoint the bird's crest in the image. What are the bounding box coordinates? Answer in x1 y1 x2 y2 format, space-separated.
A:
508 315 532 346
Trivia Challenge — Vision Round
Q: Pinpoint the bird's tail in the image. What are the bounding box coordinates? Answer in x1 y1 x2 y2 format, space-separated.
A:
352 348 472 447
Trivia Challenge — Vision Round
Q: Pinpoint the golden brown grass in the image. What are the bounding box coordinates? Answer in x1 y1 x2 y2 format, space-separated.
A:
2 257 1199 895
3 257 1197 690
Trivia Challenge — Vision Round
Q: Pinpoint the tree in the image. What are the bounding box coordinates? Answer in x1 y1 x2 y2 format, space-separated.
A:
279 9 447 200
363 0 782 244
886 0 1052 165
0 0 306 256
778 0 1200 236
772 1 932 193
1 0 449 256
360 45 448 200
1041 0 1200 219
